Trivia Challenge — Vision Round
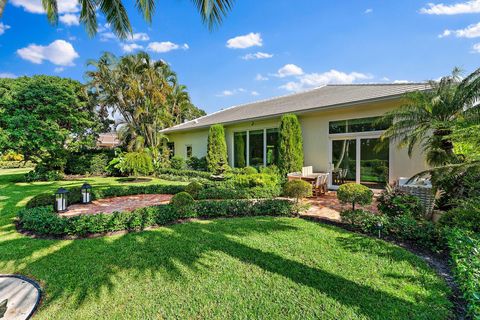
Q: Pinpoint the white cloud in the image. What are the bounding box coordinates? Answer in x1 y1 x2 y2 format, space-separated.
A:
420 0 480 14
226 32 262 49
121 43 144 53
251 91 259 96
100 32 117 42
0 22 10 35
147 41 189 53
54 67 64 73
255 74 269 81
473 43 480 52
59 13 80 26
275 64 304 78
392 80 412 84
11 0 79 14
242 52 273 60
0 72 17 78
216 88 258 97
17 39 79 66
439 22 480 38
280 69 372 92
364 8 373 14
126 33 150 42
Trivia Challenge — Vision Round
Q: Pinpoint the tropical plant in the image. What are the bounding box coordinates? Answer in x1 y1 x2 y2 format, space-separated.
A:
0 0 234 39
378 67 480 167
86 52 204 167
206 124 228 173
278 114 304 176
120 151 154 178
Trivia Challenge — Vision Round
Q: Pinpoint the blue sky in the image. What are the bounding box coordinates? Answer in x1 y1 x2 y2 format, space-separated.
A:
0 0 479 113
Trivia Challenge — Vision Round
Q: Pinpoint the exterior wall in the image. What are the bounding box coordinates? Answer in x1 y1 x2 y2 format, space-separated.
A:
165 99 428 183
166 129 209 159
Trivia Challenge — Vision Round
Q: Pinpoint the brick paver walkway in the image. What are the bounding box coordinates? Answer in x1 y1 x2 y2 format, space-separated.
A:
62 194 173 217
302 191 379 222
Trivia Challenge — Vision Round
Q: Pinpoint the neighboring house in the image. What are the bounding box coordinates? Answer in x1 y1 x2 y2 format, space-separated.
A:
97 132 121 149
162 84 429 189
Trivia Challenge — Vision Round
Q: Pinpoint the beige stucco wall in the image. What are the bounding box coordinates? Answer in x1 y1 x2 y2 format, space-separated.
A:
166 99 428 183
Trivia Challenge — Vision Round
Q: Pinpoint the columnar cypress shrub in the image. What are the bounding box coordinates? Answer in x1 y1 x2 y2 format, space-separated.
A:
278 114 304 176
206 124 228 173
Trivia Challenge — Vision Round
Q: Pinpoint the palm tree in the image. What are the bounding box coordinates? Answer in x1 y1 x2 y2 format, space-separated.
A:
0 0 234 39
378 67 480 167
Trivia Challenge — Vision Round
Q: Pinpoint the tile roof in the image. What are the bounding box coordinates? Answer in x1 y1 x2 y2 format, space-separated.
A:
163 83 429 133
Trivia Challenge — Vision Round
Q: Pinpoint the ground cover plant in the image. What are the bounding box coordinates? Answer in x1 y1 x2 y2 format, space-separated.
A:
0 168 453 319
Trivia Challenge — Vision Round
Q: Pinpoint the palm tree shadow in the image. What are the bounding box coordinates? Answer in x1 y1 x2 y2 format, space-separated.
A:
0 217 449 319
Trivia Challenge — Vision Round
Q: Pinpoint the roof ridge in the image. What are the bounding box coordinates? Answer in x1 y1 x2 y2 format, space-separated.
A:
326 82 428 86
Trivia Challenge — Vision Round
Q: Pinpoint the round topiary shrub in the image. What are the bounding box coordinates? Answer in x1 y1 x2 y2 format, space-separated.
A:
337 183 373 210
283 179 312 215
170 192 195 217
243 166 258 175
185 181 203 199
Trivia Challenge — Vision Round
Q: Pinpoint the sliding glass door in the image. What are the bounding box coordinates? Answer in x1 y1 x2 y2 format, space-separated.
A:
330 136 389 189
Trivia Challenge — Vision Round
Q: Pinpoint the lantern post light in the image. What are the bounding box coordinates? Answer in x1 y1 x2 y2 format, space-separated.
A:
376 221 384 239
81 183 92 204
54 188 69 213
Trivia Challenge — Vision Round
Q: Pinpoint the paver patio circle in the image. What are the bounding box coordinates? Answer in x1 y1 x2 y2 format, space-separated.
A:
0 275 41 320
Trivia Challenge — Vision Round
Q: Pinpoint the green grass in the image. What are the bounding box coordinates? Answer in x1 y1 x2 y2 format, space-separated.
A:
0 168 452 319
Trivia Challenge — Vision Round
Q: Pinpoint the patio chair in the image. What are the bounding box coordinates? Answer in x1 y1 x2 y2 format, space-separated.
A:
302 166 313 176
313 173 329 196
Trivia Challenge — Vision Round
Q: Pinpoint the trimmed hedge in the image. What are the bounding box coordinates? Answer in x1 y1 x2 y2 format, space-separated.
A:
0 160 34 169
155 168 213 179
26 184 186 209
447 229 480 318
17 199 294 237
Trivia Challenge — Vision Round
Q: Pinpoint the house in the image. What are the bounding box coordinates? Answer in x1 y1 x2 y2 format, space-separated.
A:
97 132 121 149
162 84 429 189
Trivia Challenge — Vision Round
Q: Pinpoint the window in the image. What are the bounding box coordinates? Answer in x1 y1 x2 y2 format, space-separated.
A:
233 128 279 168
266 128 279 166
186 145 192 158
249 130 264 167
234 132 247 168
329 117 389 134
166 142 175 159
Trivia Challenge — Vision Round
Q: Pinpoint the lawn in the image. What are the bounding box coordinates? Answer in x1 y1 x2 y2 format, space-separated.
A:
0 168 452 319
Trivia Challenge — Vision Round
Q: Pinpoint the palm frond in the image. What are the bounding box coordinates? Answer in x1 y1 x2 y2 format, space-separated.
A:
42 0 58 24
135 0 155 22
191 0 234 29
79 0 97 37
98 0 132 39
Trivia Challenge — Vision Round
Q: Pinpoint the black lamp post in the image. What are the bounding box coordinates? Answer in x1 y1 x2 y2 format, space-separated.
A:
81 183 92 204
54 188 69 212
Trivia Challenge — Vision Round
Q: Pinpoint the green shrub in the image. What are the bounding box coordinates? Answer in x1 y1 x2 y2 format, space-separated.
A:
187 156 207 171
155 168 212 179
340 209 389 235
185 181 203 199
24 168 64 182
65 150 114 175
439 197 480 233
337 183 373 210
377 187 423 219
278 114 304 176
18 199 294 237
206 124 228 173
283 179 312 214
446 229 480 318
432 166 480 210
242 166 258 175
121 151 154 177
0 160 34 169
1 151 24 161
170 155 186 170
170 192 195 217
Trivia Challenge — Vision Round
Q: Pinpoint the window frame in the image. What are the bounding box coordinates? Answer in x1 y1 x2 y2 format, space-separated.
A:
231 127 279 168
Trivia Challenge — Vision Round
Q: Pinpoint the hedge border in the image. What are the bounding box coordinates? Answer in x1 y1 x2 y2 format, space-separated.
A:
17 199 294 238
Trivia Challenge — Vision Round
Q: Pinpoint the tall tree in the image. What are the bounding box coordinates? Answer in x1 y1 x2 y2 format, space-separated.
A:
0 76 109 165
0 0 234 39
278 114 304 176
379 68 480 167
86 51 204 166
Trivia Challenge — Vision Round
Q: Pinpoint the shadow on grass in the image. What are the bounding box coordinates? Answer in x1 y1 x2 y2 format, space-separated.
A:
0 217 449 319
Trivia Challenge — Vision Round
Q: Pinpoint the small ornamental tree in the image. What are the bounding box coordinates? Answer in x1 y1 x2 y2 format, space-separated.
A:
283 179 312 215
278 114 304 176
337 183 373 210
121 151 154 179
206 124 228 173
